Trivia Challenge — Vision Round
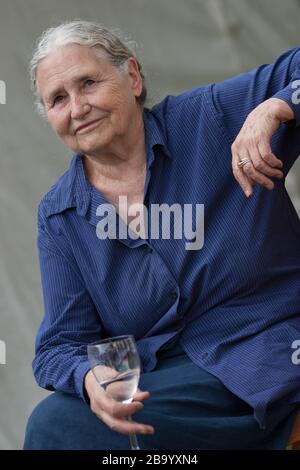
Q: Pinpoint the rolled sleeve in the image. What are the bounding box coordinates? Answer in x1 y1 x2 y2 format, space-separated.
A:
212 46 300 135
74 360 94 401
273 81 300 127
271 47 300 126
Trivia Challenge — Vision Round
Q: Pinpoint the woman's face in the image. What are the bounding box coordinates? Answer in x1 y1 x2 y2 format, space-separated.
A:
36 44 143 156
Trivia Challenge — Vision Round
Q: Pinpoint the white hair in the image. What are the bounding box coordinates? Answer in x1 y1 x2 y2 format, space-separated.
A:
30 20 147 117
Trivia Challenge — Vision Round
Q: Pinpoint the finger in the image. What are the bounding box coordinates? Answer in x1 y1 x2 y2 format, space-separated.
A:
232 151 253 197
100 410 155 436
241 161 275 190
92 393 145 420
258 142 283 169
248 146 284 179
133 390 151 401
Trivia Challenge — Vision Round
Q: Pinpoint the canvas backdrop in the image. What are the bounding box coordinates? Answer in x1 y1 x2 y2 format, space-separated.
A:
0 0 299 449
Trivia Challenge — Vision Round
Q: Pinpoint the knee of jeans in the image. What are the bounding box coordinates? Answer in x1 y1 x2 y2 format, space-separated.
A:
23 393 58 450
23 392 131 450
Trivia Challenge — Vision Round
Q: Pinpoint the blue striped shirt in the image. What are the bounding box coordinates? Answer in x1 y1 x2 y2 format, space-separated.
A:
34 47 300 428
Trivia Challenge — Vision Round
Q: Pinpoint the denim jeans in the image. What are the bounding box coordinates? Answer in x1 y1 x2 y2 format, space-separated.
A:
24 342 299 450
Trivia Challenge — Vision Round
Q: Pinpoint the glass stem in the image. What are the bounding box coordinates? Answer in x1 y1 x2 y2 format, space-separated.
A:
127 415 140 450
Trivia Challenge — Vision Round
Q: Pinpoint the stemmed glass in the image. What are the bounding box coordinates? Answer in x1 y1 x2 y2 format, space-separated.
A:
87 335 141 450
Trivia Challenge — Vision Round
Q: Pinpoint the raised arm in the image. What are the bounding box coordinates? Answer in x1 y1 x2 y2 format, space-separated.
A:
212 47 300 196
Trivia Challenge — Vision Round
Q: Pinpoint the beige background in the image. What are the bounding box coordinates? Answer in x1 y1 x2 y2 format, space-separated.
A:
0 0 299 449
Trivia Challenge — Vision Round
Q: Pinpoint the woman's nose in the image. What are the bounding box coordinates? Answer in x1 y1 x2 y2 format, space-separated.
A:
70 96 91 119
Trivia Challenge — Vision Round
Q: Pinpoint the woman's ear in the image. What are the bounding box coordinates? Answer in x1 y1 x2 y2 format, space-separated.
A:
127 57 143 99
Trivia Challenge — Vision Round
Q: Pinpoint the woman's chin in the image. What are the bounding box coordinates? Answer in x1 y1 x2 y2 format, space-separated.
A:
73 138 106 156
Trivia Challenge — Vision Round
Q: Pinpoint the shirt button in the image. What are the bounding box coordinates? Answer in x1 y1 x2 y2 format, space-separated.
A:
201 352 208 360
145 245 153 253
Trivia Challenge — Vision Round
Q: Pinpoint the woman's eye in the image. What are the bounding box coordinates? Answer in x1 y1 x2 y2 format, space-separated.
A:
84 79 95 87
53 95 65 106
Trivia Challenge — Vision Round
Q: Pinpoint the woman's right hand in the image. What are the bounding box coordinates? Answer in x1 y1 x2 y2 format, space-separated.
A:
84 369 155 436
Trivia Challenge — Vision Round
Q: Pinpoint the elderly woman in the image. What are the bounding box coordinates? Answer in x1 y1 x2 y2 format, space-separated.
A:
24 20 300 450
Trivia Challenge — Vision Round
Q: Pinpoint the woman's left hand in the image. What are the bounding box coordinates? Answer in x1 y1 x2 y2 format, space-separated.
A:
231 98 294 197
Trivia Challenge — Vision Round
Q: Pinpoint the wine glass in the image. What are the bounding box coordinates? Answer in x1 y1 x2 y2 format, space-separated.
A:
87 335 141 450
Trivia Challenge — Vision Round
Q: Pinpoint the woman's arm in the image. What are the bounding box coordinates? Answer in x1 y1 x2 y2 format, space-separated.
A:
212 47 300 196
33 210 103 399
34 206 154 436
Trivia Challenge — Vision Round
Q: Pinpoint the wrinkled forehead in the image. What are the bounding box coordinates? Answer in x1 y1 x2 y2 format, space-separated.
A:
36 43 112 82
36 44 111 99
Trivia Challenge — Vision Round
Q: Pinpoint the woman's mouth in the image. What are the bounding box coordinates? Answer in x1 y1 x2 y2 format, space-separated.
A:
76 119 102 134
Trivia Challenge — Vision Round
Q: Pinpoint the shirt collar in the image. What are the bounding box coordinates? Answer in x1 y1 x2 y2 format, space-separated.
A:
143 107 172 168
44 154 91 217
45 108 171 218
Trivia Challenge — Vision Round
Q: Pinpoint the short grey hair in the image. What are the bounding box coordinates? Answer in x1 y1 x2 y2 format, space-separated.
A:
30 20 147 117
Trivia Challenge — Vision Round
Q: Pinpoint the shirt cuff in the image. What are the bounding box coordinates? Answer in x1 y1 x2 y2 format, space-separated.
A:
273 82 300 127
74 360 92 403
